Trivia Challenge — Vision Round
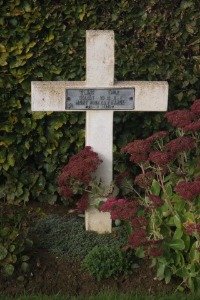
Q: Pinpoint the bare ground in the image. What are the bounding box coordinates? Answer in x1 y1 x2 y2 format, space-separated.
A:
0 202 180 298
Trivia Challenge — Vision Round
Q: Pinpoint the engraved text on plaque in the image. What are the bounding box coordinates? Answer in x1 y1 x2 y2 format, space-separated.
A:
65 88 135 110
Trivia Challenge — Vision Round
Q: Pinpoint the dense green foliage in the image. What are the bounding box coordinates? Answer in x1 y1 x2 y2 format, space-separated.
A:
0 204 33 278
0 0 200 203
31 215 127 259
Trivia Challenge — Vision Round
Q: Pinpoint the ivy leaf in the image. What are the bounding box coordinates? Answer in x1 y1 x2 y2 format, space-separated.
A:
135 247 145 258
0 245 8 260
173 228 183 240
0 53 8 66
173 215 182 229
7 153 15 167
0 149 7 163
32 112 47 120
2 264 15 277
79 13 85 21
157 263 165 280
23 1 32 12
0 44 6 52
150 180 160 196
186 24 195 34
164 268 171 284
180 1 194 9
189 241 200 262
44 32 54 43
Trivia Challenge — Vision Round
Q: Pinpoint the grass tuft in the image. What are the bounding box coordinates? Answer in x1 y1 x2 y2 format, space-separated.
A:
1 291 200 300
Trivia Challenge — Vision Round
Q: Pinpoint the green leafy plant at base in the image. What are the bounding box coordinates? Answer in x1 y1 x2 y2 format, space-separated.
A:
82 246 136 281
100 99 200 292
0 203 33 279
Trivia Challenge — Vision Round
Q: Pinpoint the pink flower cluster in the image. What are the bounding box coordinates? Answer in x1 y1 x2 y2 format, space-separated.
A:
134 172 154 188
174 178 200 201
58 146 102 199
121 139 152 164
165 136 195 153
121 134 173 166
191 99 200 114
76 194 89 213
164 109 195 128
146 237 164 257
148 246 164 257
100 197 138 220
121 100 200 168
128 229 164 257
184 221 200 235
148 194 164 208
101 196 164 257
184 120 200 132
164 99 200 132
122 136 188 171
149 151 174 166
131 216 148 228
128 229 147 248
146 131 168 142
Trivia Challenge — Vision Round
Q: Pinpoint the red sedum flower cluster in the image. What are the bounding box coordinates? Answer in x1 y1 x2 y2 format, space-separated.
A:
184 119 200 132
146 131 168 142
128 229 164 257
164 99 200 134
174 178 200 201
184 221 200 236
134 171 154 188
100 195 164 257
131 216 148 229
121 139 152 164
165 136 195 153
76 194 90 214
191 99 200 114
100 197 138 220
58 146 102 201
148 194 164 208
148 246 164 257
128 229 147 248
164 109 195 128
149 151 174 166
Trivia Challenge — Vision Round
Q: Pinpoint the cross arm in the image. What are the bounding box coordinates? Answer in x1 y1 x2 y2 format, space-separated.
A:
31 81 86 112
32 80 168 112
114 81 168 111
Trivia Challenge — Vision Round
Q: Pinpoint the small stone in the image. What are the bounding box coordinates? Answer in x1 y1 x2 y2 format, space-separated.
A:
68 209 76 214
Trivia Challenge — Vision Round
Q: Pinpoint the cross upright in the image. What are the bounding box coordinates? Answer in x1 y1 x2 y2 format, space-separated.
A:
31 30 168 233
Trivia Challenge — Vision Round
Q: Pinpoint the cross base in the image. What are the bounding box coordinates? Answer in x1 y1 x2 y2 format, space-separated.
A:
85 207 112 233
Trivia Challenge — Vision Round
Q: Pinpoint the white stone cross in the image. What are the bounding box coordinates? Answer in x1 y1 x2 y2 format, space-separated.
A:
31 30 168 234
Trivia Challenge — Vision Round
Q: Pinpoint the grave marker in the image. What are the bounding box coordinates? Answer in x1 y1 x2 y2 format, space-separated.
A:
31 30 168 233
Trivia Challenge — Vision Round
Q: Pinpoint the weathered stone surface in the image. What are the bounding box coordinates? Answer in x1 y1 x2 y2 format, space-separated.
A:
85 207 112 233
86 30 114 87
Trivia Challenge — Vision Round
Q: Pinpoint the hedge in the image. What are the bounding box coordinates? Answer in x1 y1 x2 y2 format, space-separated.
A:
0 0 199 204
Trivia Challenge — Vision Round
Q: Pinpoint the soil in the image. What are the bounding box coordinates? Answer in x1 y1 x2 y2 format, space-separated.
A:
0 202 180 298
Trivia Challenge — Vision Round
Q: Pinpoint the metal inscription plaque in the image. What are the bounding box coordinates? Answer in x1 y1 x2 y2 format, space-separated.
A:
65 88 135 110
